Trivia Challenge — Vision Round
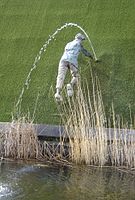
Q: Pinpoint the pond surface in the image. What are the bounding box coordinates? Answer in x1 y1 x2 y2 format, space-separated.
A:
0 161 135 200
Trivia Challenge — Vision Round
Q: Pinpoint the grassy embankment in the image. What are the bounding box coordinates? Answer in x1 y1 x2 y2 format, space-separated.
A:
0 0 135 124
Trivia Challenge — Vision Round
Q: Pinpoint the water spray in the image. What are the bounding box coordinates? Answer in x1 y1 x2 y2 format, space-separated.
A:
16 22 98 110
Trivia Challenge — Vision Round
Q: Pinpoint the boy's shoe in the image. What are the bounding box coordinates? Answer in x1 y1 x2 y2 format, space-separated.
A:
54 93 63 102
67 84 73 97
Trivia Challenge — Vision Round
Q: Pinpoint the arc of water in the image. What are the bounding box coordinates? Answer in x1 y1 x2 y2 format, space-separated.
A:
71 23 98 61
16 22 97 109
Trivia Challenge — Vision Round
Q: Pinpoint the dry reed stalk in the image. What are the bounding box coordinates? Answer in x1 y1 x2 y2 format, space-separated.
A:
62 73 108 166
107 104 135 168
40 139 68 162
0 132 4 157
62 71 135 168
3 117 41 160
0 72 134 168
0 117 69 164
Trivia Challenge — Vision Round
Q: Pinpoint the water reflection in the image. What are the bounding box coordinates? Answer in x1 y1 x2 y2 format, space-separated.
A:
0 161 135 200
0 184 12 198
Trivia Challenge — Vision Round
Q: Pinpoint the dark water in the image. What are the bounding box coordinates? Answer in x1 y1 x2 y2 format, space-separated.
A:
0 161 135 200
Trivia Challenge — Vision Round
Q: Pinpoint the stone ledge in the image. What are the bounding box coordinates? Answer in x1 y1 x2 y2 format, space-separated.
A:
0 122 135 141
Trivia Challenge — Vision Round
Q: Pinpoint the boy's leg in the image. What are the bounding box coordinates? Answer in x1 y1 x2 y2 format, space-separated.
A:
55 61 68 100
70 64 79 86
66 64 79 97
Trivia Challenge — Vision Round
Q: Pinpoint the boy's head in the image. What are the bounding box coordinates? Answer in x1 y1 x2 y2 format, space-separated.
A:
75 33 85 41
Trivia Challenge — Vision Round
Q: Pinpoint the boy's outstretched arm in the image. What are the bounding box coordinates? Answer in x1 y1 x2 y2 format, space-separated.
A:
81 46 94 59
81 46 100 62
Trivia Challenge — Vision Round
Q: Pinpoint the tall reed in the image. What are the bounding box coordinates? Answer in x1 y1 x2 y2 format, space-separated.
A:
2 117 40 160
62 73 135 168
0 71 134 168
0 117 68 163
62 74 108 166
108 104 135 168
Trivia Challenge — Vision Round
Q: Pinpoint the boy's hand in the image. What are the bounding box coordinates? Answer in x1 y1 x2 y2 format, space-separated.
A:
95 58 101 63
89 55 94 60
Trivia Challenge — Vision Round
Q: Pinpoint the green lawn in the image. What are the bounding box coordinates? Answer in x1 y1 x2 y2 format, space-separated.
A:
0 0 135 124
